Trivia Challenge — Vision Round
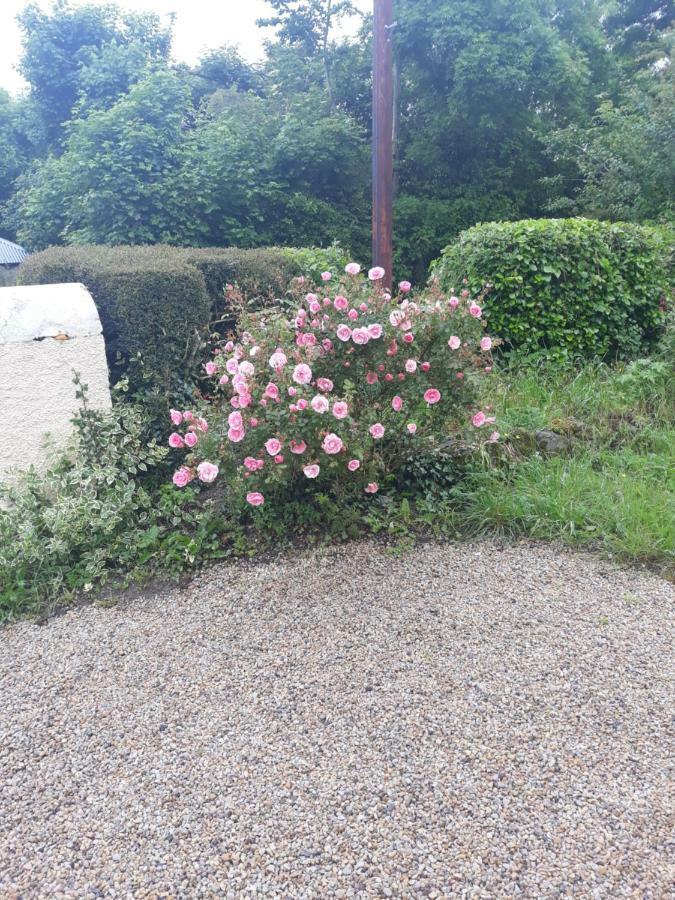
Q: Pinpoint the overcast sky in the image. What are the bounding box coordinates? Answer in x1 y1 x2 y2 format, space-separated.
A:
1 0 371 96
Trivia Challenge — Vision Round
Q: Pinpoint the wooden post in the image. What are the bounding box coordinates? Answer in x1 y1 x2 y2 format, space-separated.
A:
372 0 394 289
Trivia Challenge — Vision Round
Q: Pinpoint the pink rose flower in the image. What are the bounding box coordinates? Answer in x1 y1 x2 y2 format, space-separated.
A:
184 432 198 448
347 309 359 321
311 395 329 413
424 388 441 405
352 327 369 345
407 423 417 435
399 280 412 292
321 271 332 281
345 262 361 276
225 358 239 375
336 324 352 342
246 491 265 507
469 302 482 318
303 464 320 479
204 361 217 376
309 300 321 314
322 339 333 351
224 341 234 352
196 418 209 433
472 411 487 427
288 386 297 397
359 302 368 312
369 423 385 439
365 372 379 385
290 440 307 454
322 433 344 455
448 335 461 350
244 456 259 471
347 459 361 472
170 408 183 426
367 323 383 339
293 363 313 384
421 361 430 372
172 466 192 488
264 382 280 400
305 293 318 304
449 296 459 309
250 418 258 427
197 461 219 484
405 359 417 373
332 401 349 419
227 427 245 443
480 336 492 351
323 296 332 307
392 395 403 412
219 374 229 386
384 373 393 382
168 432 184 449
334 295 349 311
317 377 334 392
368 266 385 281
403 333 414 344
265 438 282 456
274 454 284 464
297 399 308 411
365 482 379 494
228 410 243 429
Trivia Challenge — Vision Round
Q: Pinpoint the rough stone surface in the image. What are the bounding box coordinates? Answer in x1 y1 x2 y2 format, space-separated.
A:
0 282 110 482
1 540 673 898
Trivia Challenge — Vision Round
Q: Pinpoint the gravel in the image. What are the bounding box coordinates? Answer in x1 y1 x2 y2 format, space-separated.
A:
1 539 673 899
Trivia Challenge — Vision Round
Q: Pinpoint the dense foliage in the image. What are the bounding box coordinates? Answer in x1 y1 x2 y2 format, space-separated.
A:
432 219 672 360
0 0 672 274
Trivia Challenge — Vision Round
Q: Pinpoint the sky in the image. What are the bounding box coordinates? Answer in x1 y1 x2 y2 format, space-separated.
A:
0 0 371 96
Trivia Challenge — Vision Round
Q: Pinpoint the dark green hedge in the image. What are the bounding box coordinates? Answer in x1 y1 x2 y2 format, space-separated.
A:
431 219 673 359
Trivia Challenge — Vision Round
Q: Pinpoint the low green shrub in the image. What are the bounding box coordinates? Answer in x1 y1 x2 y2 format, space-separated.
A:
431 218 672 360
0 381 230 619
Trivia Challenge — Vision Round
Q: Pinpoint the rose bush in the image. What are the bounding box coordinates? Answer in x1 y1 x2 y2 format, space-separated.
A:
168 265 498 510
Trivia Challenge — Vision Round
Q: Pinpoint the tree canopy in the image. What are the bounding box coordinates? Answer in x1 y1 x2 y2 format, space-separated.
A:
1 0 672 273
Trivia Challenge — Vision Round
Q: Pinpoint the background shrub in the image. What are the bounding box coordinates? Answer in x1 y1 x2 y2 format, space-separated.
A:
431 218 673 360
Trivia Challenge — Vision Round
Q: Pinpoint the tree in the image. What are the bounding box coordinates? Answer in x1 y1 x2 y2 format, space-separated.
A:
10 70 200 249
188 46 264 106
389 0 614 273
18 1 172 145
605 0 674 68
545 66 675 222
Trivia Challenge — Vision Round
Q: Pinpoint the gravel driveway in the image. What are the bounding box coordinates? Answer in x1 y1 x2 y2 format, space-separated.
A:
1 540 673 899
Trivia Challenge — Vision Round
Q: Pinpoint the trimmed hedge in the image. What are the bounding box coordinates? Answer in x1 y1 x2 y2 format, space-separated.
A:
17 243 348 391
431 219 673 359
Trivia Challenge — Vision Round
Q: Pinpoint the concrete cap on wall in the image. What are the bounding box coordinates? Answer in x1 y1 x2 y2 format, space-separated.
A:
0 282 103 344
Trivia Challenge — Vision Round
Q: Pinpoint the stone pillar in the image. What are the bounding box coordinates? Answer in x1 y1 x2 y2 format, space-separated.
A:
0 283 112 482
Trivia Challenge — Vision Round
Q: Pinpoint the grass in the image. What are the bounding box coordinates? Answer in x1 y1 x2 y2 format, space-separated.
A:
456 356 675 573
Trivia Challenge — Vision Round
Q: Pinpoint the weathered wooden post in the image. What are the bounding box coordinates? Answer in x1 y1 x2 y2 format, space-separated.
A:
372 0 394 289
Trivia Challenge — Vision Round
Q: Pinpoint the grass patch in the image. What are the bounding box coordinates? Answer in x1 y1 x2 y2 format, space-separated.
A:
458 357 675 572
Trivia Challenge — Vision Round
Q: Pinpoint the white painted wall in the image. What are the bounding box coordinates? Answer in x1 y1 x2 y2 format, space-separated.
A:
0 283 111 482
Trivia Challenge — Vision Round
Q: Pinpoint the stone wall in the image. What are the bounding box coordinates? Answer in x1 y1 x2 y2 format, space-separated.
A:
0 283 111 482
